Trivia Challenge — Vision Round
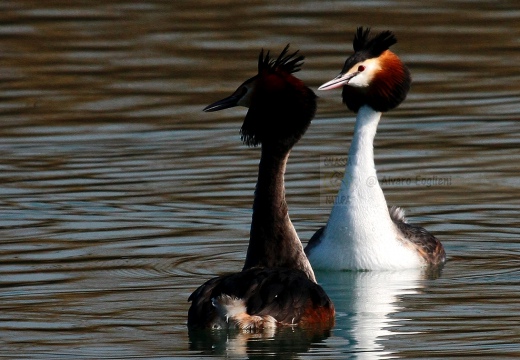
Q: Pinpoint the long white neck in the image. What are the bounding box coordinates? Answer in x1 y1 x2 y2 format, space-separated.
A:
307 105 425 270
334 105 389 221
323 105 408 268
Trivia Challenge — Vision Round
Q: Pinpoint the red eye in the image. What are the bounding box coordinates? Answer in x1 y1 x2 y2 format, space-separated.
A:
358 65 365 72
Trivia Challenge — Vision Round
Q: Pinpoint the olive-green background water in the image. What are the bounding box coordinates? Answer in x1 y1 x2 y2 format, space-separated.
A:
1 1 519 358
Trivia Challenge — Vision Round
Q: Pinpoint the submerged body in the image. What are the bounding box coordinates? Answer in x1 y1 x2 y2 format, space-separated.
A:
305 28 445 270
189 46 334 331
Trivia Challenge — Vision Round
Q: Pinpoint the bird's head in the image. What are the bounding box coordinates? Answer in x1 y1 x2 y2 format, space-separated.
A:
204 45 316 150
319 27 411 113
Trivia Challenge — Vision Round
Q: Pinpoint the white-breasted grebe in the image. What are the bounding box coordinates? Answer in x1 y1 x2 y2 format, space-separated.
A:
305 28 446 270
188 46 334 331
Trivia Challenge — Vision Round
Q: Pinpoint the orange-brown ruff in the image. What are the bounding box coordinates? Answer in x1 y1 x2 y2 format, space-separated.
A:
189 46 334 331
366 51 410 109
305 28 445 270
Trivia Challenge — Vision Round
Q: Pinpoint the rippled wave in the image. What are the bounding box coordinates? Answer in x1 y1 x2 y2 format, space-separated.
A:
1 0 520 358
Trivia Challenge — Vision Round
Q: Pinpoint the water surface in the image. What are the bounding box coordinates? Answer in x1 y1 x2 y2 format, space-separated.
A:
1 0 520 358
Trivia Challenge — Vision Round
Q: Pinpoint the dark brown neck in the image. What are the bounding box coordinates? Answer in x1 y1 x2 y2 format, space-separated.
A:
242 144 316 282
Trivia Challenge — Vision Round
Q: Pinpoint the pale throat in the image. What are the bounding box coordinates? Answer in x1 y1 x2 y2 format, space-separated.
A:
346 105 381 182
332 104 391 227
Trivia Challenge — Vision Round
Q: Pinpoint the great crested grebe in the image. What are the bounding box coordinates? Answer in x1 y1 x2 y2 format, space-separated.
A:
305 28 446 270
188 46 334 331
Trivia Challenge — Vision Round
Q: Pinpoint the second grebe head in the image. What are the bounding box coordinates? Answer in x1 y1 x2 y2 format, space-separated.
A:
204 45 317 150
319 27 411 113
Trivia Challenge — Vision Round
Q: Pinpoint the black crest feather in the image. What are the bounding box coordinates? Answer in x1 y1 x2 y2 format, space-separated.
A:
258 44 304 74
353 27 397 57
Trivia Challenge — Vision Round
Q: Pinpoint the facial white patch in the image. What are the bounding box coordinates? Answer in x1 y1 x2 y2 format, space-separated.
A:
346 58 382 88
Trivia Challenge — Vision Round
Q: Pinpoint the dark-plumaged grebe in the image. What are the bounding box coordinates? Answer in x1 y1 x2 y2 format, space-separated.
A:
305 28 446 270
188 46 334 331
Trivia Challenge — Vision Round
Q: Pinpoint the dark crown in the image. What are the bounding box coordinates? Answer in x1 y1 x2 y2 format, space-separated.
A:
353 27 397 57
258 44 304 74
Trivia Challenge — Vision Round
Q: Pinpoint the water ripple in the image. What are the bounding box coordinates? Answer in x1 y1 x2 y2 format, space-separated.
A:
1 0 520 358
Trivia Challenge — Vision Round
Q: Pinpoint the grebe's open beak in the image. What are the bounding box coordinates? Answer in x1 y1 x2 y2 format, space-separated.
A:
318 71 359 91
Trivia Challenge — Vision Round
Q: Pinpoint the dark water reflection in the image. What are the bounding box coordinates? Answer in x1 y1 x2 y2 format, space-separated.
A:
189 326 332 359
1 0 520 358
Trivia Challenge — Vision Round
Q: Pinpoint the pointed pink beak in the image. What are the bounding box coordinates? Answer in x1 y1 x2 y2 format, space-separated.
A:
318 72 358 91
